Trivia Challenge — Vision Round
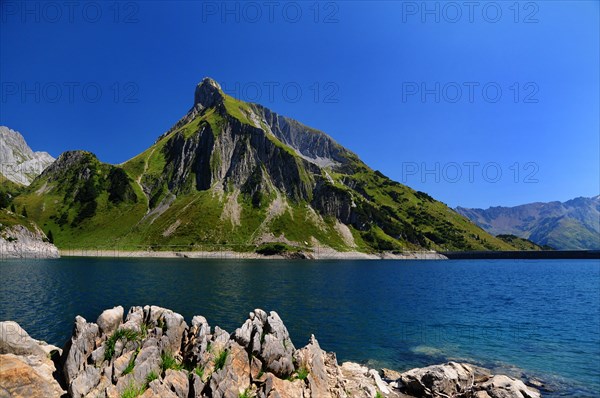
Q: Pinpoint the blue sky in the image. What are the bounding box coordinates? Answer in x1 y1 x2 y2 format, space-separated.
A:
1 1 598 208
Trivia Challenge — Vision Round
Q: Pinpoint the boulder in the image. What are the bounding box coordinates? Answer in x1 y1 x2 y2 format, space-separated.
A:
0 353 65 398
399 362 477 397
97 306 124 336
477 375 541 398
0 321 61 358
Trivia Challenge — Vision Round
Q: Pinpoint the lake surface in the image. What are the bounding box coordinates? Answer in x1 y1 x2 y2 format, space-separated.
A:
1 258 598 396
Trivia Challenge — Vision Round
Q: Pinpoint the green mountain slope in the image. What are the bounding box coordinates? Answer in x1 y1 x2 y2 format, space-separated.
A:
495 234 553 251
15 78 517 252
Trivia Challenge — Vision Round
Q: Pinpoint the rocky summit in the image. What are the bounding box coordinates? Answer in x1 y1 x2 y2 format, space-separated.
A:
0 126 55 186
13 78 524 253
0 306 542 398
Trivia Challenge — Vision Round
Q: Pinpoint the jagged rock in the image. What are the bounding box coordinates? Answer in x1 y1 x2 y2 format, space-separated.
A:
209 341 251 398
0 308 547 398
122 306 145 332
261 372 307 398
163 369 190 398
140 380 179 398
0 126 55 186
234 310 295 378
62 316 100 392
143 305 187 354
96 306 124 336
70 365 100 397
294 335 331 398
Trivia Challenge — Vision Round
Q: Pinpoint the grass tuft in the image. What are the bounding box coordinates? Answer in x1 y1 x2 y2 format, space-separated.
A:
105 328 142 361
214 349 229 371
144 371 158 388
238 388 255 398
160 352 183 373
296 367 309 380
120 382 144 398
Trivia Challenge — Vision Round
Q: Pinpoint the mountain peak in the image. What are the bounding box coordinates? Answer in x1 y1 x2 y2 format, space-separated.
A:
0 126 55 186
194 77 223 108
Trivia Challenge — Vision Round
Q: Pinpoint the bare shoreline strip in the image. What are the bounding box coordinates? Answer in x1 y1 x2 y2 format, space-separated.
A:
59 249 447 260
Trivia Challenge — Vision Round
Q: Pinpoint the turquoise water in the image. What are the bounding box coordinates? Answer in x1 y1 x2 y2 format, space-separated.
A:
0 258 598 396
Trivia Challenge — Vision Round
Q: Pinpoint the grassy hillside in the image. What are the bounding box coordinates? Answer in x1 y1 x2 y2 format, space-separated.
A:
14 80 521 253
496 234 552 251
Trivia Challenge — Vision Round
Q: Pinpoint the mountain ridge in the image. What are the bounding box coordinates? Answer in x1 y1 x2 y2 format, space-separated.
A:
14 78 520 253
456 196 600 250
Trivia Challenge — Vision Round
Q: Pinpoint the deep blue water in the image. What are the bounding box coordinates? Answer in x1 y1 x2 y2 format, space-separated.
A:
0 258 598 396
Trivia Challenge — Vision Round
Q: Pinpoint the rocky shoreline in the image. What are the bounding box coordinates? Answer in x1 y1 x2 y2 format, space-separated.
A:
0 223 60 259
0 306 542 398
58 249 447 260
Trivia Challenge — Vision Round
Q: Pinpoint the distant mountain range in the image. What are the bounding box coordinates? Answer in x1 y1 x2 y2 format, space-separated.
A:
0 126 55 186
5 78 523 253
457 197 600 250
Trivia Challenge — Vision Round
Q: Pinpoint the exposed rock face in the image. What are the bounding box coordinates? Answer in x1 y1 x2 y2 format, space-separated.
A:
0 126 55 186
1 308 543 398
0 216 60 259
0 321 65 397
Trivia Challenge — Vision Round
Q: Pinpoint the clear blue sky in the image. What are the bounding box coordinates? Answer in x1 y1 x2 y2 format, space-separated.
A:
1 1 598 208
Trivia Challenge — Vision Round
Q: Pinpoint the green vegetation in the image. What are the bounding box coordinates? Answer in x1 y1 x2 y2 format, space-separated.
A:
296 367 309 380
238 388 255 398
145 371 159 387
104 329 141 361
214 349 229 371
194 366 204 379
496 234 551 251
8 81 532 254
0 208 37 234
160 352 183 373
122 356 136 375
375 392 384 398
120 382 145 398
255 242 299 256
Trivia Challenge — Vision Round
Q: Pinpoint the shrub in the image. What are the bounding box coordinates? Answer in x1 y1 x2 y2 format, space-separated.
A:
255 242 297 256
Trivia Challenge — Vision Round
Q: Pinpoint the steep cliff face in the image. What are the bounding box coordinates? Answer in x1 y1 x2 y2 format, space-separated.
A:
0 126 55 186
16 78 518 252
0 209 59 259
